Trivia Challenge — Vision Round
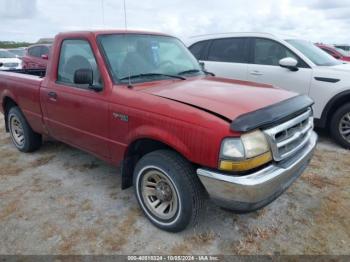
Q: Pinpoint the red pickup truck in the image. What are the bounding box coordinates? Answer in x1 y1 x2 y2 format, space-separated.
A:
21 44 51 69
0 30 317 232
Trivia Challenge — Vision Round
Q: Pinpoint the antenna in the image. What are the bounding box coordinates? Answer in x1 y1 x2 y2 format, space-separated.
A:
101 0 105 28
123 0 128 30
123 0 132 88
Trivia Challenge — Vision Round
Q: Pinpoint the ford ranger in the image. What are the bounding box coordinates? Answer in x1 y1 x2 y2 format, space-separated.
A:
0 30 317 232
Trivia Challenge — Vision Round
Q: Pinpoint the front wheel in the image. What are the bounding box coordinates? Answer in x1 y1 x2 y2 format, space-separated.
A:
133 150 204 232
330 103 350 149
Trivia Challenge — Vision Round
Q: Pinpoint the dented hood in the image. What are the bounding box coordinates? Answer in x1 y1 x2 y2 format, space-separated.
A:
141 77 298 122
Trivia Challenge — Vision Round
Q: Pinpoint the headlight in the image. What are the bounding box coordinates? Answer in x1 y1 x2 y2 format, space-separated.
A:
219 130 272 172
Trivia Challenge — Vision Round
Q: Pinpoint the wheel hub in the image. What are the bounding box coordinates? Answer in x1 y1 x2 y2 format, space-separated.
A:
10 115 25 147
140 168 178 220
155 181 173 202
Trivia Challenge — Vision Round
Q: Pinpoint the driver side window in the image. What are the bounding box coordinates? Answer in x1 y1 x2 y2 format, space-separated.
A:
254 38 298 66
57 39 102 87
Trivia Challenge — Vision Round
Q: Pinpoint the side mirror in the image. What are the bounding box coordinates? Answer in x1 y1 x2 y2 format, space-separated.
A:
74 68 102 91
41 54 49 60
279 57 299 71
74 68 93 85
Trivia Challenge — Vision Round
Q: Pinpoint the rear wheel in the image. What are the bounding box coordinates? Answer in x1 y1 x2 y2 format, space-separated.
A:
133 150 204 232
8 107 42 152
330 103 350 149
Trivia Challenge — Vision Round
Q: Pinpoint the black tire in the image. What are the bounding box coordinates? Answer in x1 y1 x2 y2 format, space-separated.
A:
8 106 42 152
330 103 350 149
133 150 204 232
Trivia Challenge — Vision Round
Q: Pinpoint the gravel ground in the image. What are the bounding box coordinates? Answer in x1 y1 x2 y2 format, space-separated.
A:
0 114 349 255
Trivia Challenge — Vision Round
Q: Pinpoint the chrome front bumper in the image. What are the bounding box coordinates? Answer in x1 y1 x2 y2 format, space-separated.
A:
197 131 318 212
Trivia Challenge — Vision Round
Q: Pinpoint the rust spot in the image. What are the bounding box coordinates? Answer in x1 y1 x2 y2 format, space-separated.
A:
31 155 55 168
301 173 339 189
42 222 60 240
81 199 93 212
0 164 23 177
109 192 118 200
102 208 141 251
63 161 100 172
65 212 77 221
0 200 19 220
58 230 81 254
171 231 216 255
231 225 279 255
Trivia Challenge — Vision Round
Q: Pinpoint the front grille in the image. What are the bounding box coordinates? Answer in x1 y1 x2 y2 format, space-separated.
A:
263 108 313 161
3 63 19 68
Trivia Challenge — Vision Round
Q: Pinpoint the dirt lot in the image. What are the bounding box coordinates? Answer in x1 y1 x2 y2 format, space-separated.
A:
0 114 349 255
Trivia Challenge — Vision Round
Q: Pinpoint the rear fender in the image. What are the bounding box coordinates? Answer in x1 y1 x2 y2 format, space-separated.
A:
1 90 18 132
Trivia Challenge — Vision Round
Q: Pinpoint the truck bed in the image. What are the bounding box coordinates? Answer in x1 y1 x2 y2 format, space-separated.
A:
0 69 44 135
6 68 46 77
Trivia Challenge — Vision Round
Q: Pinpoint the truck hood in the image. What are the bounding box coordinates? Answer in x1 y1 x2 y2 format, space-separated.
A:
141 77 297 121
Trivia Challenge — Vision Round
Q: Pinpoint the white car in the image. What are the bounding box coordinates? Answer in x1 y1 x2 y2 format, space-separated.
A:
187 32 350 149
0 49 22 71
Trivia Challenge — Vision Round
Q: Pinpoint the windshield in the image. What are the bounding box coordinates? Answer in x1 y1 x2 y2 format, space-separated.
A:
98 34 203 83
0 50 16 58
286 39 341 66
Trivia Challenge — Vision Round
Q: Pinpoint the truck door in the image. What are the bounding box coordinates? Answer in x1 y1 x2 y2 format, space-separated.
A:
247 38 312 95
41 39 110 159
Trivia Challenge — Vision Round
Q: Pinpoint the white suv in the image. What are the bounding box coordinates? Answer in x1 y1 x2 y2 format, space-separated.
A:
187 33 350 148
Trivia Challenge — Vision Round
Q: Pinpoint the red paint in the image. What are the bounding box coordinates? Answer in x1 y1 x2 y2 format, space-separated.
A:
315 43 350 62
0 30 299 169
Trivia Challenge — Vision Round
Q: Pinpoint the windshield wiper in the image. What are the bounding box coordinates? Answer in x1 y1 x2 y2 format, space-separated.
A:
119 73 186 82
178 69 215 76
178 69 201 75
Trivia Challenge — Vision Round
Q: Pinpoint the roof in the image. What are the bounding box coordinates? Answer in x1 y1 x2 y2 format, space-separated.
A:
27 43 52 48
185 32 278 46
56 29 172 38
189 32 275 39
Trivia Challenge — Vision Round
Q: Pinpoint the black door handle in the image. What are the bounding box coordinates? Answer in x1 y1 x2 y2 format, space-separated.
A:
48 91 57 99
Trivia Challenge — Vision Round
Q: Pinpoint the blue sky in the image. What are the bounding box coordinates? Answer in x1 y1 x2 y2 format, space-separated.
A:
1 0 350 44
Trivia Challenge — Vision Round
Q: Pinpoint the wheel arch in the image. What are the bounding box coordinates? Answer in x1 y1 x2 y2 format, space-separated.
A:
317 90 350 129
121 137 192 190
2 96 18 132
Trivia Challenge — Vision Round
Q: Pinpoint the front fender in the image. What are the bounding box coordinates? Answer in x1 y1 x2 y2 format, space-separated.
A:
126 125 191 161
